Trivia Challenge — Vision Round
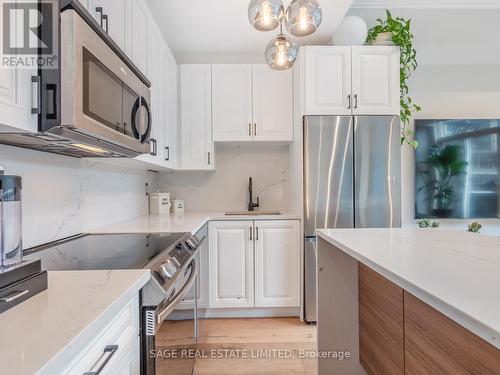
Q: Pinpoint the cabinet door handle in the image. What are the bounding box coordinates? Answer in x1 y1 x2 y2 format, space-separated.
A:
208 152 211 165
150 139 157 156
255 226 259 241
347 94 351 110
354 94 358 109
31 76 41 115
95 7 103 28
253 123 257 136
165 146 170 161
0 290 29 303
248 123 252 137
102 14 108 33
84 345 118 375
249 226 253 241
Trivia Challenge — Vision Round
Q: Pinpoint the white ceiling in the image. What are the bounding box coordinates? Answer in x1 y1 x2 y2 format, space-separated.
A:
146 0 353 59
145 0 500 63
351 0 500 9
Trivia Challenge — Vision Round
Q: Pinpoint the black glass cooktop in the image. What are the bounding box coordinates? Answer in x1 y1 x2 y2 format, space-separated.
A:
24 233 185 271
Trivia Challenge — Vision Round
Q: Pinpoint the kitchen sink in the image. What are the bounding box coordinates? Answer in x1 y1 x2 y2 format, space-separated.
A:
225 211 282 216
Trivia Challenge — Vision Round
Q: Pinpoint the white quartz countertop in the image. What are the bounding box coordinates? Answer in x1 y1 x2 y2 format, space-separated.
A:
0 270 150 375
317 228 500 349
90 211 300 235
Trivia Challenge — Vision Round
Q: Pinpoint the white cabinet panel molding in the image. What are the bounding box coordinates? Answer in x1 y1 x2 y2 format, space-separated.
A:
254 220 301 308
208 221 254 308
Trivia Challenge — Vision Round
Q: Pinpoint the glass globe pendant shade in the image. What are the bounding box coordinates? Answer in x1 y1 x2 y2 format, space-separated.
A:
285 0 322 37
248 0 284 32
265 33 298 70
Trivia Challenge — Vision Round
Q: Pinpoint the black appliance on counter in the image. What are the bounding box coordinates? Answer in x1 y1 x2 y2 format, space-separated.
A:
0 169 48 313
0 260 48 314
25 231 205 375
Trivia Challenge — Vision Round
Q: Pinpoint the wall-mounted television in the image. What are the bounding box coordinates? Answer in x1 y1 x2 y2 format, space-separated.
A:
415 119 500 219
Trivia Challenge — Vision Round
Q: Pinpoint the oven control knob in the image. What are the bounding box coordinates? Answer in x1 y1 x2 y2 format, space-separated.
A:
160 259 178 279
185 236 199 250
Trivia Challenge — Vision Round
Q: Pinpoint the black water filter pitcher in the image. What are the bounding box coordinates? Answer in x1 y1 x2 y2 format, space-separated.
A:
0 168 22 267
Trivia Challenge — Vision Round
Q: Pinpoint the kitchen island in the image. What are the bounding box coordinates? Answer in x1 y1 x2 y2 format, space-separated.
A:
316 228 500 375
0 270 150 374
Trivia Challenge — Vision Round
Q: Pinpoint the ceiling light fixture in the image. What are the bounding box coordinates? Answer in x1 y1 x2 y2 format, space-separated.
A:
248 0 322 70
248 0 284 32
265 25 298 70
285 0 322 37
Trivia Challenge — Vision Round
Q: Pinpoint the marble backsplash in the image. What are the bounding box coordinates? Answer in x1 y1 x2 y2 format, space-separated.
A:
0 145 155 248
157 144 290 212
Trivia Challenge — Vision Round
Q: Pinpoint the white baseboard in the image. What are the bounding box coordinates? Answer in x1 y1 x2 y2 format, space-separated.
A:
169 307 300 320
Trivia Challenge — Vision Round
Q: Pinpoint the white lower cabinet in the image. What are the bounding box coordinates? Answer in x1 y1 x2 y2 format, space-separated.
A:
178 224 209 309
209 221 254 308
254 220 301 307
208 220 300 310
58 295 140 375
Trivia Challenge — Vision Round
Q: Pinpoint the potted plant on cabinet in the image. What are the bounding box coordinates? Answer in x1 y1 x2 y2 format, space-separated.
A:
366 10 421 147
418 144 468 218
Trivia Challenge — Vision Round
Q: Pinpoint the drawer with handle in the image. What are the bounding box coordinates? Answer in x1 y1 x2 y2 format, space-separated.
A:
60 295 139 375
0 271 47 313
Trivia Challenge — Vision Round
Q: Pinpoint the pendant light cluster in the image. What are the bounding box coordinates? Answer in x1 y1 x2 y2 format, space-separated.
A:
248 0 322 70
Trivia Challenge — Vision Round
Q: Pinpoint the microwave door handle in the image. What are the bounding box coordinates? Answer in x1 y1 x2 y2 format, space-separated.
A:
130 97 141 140
141 97 151 143
156 259 197 328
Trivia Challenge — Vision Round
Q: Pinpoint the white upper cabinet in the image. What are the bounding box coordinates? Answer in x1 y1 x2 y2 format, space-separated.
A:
252 64 293 141
163 48 178 169
212 64 293 142
351 46 400 115
304 46 352 116
85 0 125 52
0 68 38 133
254 220 300 308
302 46 400 116
212 65 253 142
126 0 149 76
0 1 37 133
102 0 126 51
136 22 164 166
209 221 254 308
180 64 214 170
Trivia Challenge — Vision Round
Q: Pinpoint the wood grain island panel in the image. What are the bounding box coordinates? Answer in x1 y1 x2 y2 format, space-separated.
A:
358 263 404 375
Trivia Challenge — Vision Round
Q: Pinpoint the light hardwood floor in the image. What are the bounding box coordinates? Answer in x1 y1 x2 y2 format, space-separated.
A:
156 318 317 375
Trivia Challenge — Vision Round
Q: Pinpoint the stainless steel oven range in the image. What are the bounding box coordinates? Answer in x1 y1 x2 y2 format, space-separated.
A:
25 232 205 375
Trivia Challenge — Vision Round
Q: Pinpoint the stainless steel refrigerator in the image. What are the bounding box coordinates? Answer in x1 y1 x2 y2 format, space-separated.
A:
303 116 401 323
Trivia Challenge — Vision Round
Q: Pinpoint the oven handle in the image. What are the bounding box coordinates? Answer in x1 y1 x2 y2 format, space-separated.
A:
156 259 197 326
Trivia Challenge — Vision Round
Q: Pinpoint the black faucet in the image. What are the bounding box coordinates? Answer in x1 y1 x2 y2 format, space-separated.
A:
248 177 260 211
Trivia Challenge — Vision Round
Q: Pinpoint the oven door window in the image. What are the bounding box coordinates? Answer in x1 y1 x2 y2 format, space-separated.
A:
83 47 132 137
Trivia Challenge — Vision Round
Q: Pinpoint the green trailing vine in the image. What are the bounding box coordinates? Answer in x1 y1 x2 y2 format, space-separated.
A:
366 10 421 148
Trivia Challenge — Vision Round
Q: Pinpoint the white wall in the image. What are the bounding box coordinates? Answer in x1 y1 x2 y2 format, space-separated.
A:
349 8 500 226
0 145 155 248
157 144 290 212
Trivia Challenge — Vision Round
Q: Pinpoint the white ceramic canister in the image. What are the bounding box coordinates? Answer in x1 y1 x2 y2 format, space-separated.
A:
173 199 185 214
149 192 171 215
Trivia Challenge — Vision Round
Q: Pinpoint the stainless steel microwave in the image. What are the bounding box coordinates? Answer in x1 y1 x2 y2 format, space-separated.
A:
0 1 151 158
